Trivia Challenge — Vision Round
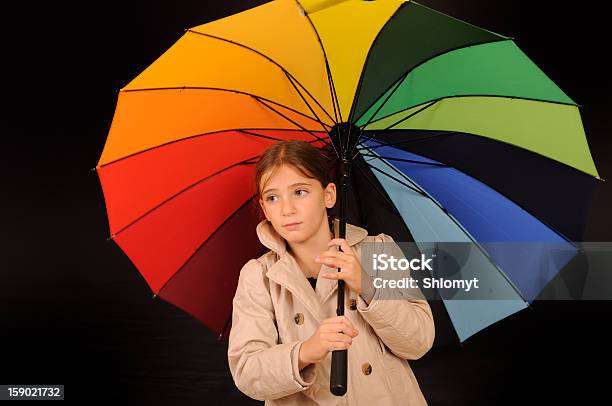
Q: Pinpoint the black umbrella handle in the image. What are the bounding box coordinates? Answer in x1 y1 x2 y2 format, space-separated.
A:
329 126 356 396
330 279 347 396
330 156 348 396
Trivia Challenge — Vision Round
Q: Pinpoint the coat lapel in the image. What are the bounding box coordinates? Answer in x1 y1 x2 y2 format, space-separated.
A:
256 218 368 322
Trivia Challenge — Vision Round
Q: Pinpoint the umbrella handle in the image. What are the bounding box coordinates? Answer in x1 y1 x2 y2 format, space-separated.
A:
329 132 355 396
330 279 347 396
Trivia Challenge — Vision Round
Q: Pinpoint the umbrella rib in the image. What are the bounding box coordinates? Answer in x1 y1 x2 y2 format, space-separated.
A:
251 95 331 147
295 0 342 123
327 60 341 123
108 156 260 240
236 129 327 149
381 99 440 131
363 150 436 198
348 77 405 159
359 153 450 168
349 100 440 157
353 131 460 155
187 29 337 125
282 70 334 135
356 75 405 132
234 129 289 142
352 159 403 218
97 128 326 170
237 129 318 144
360 159 428 197
284 67 337 126
121 86 324 127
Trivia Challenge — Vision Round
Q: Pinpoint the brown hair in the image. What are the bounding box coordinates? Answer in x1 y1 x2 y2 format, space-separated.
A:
253 140 337 224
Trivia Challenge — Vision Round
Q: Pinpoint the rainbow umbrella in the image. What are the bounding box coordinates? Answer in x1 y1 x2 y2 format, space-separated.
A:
95 0 601 357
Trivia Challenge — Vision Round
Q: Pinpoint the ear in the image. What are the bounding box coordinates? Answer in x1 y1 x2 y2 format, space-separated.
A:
324 182 336 209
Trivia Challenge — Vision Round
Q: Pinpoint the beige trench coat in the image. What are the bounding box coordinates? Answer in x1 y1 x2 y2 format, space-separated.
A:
228 218 435 405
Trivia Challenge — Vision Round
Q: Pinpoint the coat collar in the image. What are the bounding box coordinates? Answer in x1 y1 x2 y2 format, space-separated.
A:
255 217 369 322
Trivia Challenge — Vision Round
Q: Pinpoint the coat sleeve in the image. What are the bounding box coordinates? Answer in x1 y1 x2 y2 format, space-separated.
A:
356 234 435 361
227 259 317 401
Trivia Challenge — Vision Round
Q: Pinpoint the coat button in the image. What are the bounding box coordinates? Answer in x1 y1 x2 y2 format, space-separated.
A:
347 298 357 310
294 312 304 325
361 362 372 375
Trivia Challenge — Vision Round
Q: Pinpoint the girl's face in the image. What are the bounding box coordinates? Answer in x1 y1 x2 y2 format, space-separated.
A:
258 164 336 245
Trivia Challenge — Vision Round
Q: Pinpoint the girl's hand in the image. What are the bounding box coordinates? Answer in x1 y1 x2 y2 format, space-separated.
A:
299 315 359 367
315 238 363 295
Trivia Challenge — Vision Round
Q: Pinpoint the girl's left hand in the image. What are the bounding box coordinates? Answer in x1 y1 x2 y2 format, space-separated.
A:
316 238 363 295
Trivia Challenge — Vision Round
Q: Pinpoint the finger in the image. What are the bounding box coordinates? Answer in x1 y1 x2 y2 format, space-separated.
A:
320 322 348 332
338 316 356 331
321 321 358 335
316 256 351 268
323 318 357 333
322 332 353 344
317 251 353 264
323 323 358 336
320 268 353 280
329 341 351 351
316 251 349 261
320 272 343 280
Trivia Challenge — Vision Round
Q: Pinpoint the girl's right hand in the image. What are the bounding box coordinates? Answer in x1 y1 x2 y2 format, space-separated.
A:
298 315 359 368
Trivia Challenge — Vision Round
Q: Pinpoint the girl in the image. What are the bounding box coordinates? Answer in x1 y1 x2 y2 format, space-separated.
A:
227 140 434 405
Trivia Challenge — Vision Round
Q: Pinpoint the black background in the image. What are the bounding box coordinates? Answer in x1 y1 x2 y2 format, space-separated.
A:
2 0 611 404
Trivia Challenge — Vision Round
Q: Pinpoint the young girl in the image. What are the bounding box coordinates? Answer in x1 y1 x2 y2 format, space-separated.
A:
227 140 435 405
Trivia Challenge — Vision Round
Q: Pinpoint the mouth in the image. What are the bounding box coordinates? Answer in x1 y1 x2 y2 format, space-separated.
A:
283 222 302 228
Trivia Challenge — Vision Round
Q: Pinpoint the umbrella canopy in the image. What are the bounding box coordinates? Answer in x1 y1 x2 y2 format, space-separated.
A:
96 0 601 343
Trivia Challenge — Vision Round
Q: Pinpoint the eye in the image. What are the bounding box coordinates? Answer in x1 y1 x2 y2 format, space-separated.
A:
295 189 308 197
265 195 277 202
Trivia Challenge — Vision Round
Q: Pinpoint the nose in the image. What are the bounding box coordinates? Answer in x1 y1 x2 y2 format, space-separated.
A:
281 198 296 216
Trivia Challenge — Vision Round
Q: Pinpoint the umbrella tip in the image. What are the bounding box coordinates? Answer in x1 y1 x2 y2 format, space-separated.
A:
107 234 116 241
152 294 158 299
90 166 97 172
